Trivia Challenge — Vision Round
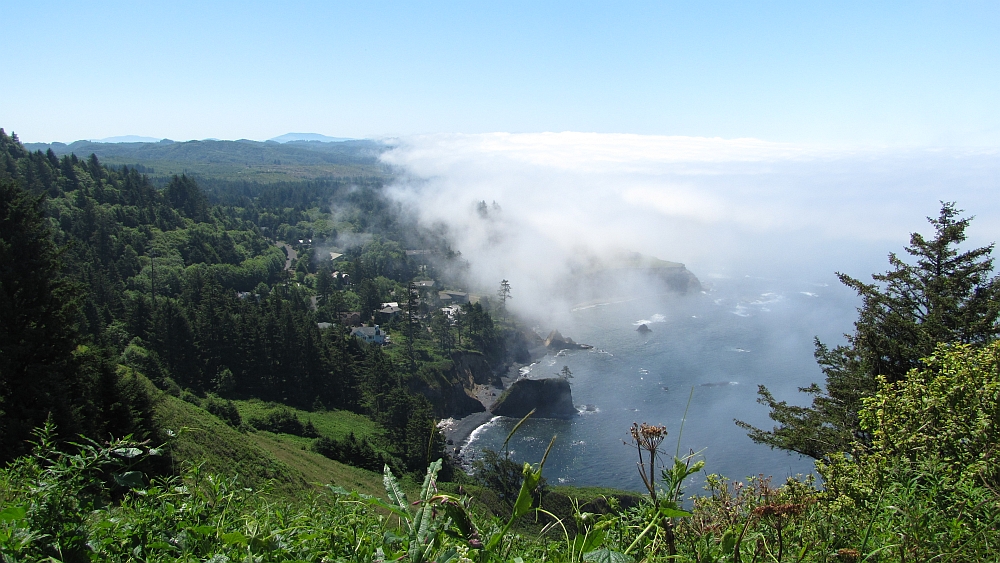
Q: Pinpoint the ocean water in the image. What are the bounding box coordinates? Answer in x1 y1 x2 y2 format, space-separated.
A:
463 273 860 491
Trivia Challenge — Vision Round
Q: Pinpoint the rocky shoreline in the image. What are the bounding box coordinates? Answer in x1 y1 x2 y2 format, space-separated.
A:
439 336 575 457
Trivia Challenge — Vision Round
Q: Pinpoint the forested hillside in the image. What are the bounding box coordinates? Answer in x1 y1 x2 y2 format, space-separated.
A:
0 129 516 476
22 137 391 182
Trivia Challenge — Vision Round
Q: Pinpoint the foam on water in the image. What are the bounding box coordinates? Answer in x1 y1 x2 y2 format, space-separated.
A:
634 313 667 326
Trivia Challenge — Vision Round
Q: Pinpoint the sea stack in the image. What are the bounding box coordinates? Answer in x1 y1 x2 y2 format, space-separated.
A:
544 330 593 350
636 324 651 333
491 377 576 419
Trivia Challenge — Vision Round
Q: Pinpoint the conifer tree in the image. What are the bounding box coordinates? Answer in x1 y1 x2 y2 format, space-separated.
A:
738 203 1000 459
0 179 82 460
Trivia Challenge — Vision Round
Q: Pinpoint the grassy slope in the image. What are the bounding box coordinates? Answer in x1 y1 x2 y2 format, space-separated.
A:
152 393 386 497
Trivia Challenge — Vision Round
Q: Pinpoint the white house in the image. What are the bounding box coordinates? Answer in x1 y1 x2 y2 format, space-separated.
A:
351 325 387 345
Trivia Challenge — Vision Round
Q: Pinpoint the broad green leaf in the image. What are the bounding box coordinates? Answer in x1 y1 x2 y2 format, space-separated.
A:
578 529 606 553
114 470 145 489
112 447 144 458
364 497 411 521
659 506 692 519
191 525 216 536
221 531 248 546
511 462 538 519
147 541 172 550
0 506 26 522
436 496 478 540
383 465 410 516
721 529 736 554
327 485 353 496
583 548 634 563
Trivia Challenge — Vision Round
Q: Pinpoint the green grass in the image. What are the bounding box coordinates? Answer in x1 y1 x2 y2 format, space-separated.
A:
247 432 386 496
152 392 397 498
233 399 382 441
152 393 310 498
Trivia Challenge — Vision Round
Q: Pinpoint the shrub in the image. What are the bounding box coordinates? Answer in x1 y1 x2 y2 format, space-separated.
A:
203 395 242 428
246 407 319 437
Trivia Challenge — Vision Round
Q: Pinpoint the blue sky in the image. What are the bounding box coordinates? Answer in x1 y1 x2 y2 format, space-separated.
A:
3 1 999 146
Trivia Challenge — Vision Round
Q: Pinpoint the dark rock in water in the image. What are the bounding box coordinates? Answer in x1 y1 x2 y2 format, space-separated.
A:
636 324 651 333
491 377 576 419
544 329 593 350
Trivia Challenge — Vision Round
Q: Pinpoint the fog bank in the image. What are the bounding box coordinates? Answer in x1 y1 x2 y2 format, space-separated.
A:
382 133 1000 319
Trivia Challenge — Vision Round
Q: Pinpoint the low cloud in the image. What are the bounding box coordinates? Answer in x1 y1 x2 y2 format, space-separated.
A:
382 132 1000 320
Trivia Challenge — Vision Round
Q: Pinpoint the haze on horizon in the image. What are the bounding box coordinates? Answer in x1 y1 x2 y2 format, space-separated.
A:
3 2 1000 147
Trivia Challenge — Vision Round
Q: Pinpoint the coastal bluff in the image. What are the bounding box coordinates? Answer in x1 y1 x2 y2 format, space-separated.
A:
491 377 576 419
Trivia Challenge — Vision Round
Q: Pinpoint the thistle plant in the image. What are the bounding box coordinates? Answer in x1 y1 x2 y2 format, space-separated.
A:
623 417 705 559
629 422 667 502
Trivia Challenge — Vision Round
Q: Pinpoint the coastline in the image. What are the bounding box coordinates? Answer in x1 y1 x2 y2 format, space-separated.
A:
439 343 549 454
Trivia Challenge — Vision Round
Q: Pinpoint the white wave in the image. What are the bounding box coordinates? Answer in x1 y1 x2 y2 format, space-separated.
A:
799 291 818 297
731 305 751 317
571 302 610 311
464 416 502 446
633 313 667 326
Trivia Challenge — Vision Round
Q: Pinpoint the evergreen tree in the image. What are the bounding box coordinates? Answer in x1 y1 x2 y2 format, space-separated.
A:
163 174 208 221
0 179 153 461
0 179 83 460
738 203 1000 459
497 279 511 323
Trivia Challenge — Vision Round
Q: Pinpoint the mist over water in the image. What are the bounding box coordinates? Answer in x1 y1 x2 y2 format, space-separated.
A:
380 132 1000 489
460 273 860 488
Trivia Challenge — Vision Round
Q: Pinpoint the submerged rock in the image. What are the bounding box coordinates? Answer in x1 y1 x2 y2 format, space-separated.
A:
491 377 576 419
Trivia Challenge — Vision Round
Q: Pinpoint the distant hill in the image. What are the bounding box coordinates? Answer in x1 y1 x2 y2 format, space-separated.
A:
88 135 164 143
22 137 390 181
269 132 353 143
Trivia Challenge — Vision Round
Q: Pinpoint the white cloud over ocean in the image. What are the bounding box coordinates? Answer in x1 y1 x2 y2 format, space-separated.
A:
382 132 1000 317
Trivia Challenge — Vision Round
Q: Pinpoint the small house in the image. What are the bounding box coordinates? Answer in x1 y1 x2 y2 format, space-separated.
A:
351 325 387 345
338 311 362 327
377 302 402 323
439 291 469 305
